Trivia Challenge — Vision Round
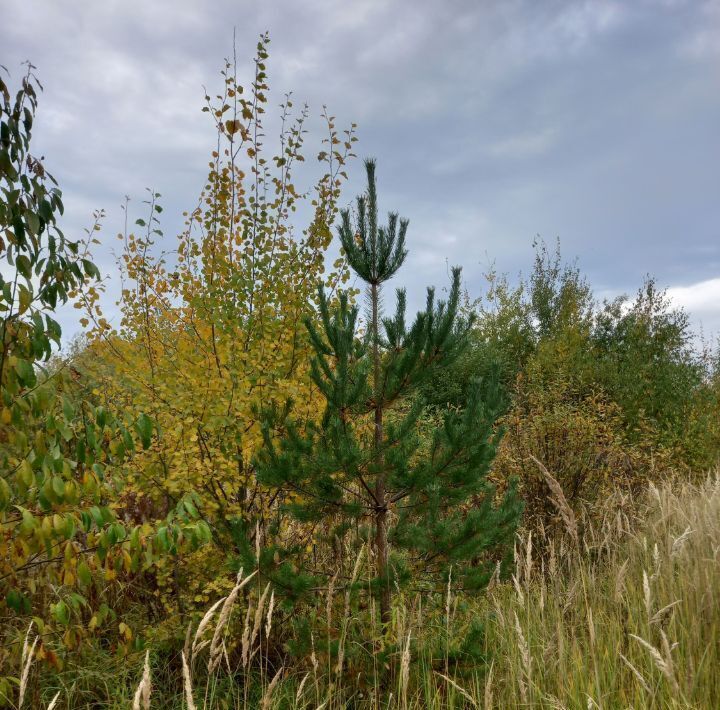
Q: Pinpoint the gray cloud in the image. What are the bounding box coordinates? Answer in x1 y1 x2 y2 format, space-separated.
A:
3 0 719 337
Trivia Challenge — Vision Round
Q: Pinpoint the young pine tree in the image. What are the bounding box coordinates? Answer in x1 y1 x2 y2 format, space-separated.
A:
256 160 521 625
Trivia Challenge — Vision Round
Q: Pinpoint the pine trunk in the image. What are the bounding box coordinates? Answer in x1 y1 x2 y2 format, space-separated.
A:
371 281 390 626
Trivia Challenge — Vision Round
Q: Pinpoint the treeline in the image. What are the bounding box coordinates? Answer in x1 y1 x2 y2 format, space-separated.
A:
425 240 719 527
1 39 718 708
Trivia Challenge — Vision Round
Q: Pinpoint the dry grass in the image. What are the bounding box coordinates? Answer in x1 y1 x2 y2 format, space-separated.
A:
478 472 720 708
16 472 720 708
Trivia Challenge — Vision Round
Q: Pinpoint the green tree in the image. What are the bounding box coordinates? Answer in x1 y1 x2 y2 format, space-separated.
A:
591 278 709 458
256 160 521 625
0 65 204 685
529 238 593 340
420 267 535 409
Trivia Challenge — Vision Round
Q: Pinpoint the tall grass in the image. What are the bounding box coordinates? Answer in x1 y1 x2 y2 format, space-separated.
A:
482 473 720 708
17 473 720 708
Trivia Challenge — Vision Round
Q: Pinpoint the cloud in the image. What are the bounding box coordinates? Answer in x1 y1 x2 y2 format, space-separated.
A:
550 0 627 50
487 128 559 160
678 0 720 58
1 0 718 346
667 278 720 339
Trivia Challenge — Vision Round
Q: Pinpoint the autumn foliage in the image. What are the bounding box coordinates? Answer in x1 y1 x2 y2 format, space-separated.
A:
1 38 719 710
75 34 358 623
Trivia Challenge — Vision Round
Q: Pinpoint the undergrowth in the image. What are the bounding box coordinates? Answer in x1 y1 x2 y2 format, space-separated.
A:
12 471 719 708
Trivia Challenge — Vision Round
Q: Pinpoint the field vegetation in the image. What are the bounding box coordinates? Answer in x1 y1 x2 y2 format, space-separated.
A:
1 40 718 708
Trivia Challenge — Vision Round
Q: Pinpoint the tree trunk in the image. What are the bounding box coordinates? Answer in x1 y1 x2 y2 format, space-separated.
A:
371 281 390 626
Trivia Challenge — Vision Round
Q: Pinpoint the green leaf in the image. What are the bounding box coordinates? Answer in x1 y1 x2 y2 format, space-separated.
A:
53 600 69 625
77 561 92 586
81 258 100 280
16 254 32 279
14 359 36 387
52 475 65 499
195 520 212 544
156 526 169 552
89 506 104 528
12 215 25 243
112 522 126 541
183 499 199 519
19 460 34 487
39 200 53 222
6 588 30 614
64 515 76 539
17 506 36 534
62 397 76 420
80 511 92 532
17 284 31 314
26 212 40 236
0 477 10 510
135 413 154 449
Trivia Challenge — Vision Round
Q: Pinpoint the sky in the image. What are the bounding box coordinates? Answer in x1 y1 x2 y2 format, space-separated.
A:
3 0 720 342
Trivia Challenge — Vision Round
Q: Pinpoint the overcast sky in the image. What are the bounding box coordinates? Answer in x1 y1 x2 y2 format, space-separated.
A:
3 0 719 341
